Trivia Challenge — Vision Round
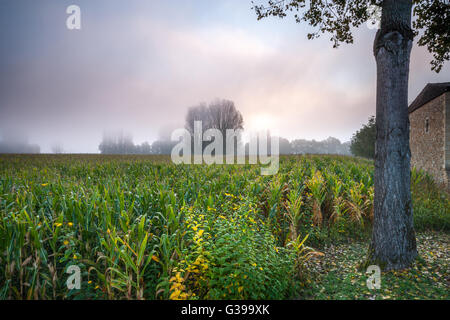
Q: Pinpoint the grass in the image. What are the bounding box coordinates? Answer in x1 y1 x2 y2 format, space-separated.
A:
0 154 448 300
300 231 449 300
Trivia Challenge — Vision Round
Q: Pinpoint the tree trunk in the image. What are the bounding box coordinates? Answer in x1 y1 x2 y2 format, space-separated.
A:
369 0 417 270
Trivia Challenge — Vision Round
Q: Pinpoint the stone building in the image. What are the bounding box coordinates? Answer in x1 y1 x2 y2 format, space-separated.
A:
409 82 450 188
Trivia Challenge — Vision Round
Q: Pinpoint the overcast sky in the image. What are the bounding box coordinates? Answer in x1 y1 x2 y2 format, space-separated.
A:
0 0 448 153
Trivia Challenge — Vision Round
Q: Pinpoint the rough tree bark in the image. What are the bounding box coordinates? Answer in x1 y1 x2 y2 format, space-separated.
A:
369 0 418 270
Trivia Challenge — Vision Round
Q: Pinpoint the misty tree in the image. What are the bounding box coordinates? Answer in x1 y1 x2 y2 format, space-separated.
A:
326 137 341 154
185 99 244 154
150 125 181 155
253 0 449 270
278 137 292 154
185 103 210 154
208 99 244 155
350 116 376 159
185 103 211 135
208 99 244 137
151 139 177 155
291 137 350 155
186 99 244 134
245 135 292 155
98 130 181 155
138 141 152 154
0 136 40 154
0 142 40 154
51 143 64 154
99 131 140 154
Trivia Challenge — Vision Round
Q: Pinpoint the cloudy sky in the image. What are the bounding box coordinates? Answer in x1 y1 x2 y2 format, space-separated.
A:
0 0 448 153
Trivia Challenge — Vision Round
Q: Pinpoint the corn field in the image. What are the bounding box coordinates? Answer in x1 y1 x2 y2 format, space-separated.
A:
0 154 447 300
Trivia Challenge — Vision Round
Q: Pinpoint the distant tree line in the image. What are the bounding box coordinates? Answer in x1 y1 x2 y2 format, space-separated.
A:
242 136 350 155
98 133 351 155
99 99 245 155
98 132 351 156
98 130 176 155
291 137 351 155
0 139 40 154
98 99 354 156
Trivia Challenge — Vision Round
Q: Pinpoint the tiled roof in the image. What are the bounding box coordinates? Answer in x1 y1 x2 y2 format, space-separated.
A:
408 82 450 113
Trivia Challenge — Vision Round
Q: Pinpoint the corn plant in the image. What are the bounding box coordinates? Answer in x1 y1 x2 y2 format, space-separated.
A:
0 154 445 300
306 169 326 226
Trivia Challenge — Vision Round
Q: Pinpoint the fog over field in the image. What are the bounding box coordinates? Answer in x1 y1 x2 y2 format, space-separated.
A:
1 0 449 153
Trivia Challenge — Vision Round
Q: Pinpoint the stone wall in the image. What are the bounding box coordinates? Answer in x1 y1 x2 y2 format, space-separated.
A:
409 93 447 187
446 92 450 188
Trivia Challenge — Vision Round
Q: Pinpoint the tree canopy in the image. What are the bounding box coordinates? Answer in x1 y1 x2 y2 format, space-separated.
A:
350 116 376 159
185 99 244 135
252 0 449 72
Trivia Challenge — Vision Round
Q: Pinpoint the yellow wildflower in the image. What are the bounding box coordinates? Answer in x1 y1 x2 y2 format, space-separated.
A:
169 289 182 300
